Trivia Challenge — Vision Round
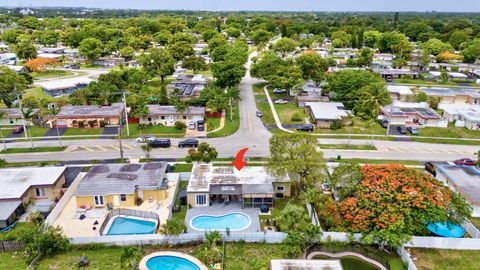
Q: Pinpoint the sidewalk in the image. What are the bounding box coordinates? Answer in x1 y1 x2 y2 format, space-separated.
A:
263 85 293 133
207 110 226 134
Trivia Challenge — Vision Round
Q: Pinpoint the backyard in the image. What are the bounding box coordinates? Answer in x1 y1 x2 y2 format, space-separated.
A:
411 248 480 270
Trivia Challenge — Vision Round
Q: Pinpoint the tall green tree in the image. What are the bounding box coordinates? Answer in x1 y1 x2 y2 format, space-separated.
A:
78 38 104 62
0 66 28 108
137 48 175 83
461 38 480 63
272 37 298 57
295 53 334 84
186 142 218 163
12 37 37 60
182 55 207 74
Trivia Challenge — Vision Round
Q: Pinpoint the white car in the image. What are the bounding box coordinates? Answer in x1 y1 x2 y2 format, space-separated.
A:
188 121 196 130
136 135 155 143
274 99 289 104
273 88 287 94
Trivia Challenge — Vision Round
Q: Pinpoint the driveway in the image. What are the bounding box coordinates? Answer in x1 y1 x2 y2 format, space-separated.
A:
388 125 412 141
102 127 119 138
40 128 67 140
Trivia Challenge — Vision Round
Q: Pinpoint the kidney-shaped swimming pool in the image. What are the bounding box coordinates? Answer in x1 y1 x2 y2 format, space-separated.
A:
190 212 251 231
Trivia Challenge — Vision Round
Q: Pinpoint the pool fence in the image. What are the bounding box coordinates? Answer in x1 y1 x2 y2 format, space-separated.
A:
99 208 160 235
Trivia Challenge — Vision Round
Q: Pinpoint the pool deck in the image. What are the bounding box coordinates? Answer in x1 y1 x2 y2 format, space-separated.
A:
185 202 261 233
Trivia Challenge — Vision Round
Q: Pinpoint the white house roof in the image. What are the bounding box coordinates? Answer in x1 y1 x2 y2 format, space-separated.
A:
438 103 480 115
36 77 93 91
0 167 66 200
429 71 468 79
37 53 63 59
460 111 480 122
305 102 350 120
146 105 205 116
387 85 413 96
420 87 480 99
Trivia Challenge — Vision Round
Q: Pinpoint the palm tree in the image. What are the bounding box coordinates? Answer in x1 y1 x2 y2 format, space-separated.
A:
226 87 240 122
98 88 112 106
161 219 186 236
71 88 91 105
21 107 35 149
140 143 152 161
120 247 143 270
205 230 222 247
207 94 228 113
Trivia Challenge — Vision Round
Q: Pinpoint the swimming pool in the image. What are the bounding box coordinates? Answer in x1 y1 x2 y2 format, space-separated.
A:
139 252 208 270
190 212 251 231
427 222 465 238
106 216 157 235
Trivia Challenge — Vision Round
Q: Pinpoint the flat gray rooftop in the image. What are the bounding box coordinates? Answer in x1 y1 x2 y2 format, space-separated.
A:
56 103 123 118
437 164 480 205
0 201 22 220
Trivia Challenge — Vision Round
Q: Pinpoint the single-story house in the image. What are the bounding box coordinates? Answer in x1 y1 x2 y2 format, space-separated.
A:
304 102 351 128
427 71 470 82
387 85 413 101
373 53 394 62
94 56 125 67
270 259 343 270
167 74 208 100
373 68 419 81
36 77 93 97
187 164 291 208
0 167 67 229
296 93 329 107
46 103 124 128
140 105 205 126
0 108 41 126
380 101 446 128
37 53 63 59
301 80 321 93
75 163 168 208
6 65 25 73
438 103 480 129
0 53 16 65
420 87 480 105
38 47 65 54
434 164 480 217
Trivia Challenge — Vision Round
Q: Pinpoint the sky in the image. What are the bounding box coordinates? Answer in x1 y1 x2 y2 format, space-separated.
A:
2 0 480 12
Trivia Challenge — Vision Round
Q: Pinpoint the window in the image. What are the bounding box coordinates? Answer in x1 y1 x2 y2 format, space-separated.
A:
161 116 165 120
35 187 46 198
120 194 127 201
196 194 207 205
276 186 285 191
94 196 104 206
183 116 187 120
9 119 13 124
147 117 152 121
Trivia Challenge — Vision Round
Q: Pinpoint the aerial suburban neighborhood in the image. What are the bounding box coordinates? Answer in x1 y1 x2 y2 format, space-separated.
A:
1 1 480 270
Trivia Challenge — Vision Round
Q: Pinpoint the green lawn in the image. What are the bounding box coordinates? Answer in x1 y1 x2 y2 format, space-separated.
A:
0 160 62 168
256 101 275 125
207 116 221 131
259 197 305 232
470 217 480 229
312 118 386 135
128 124 185 138
224 242 290 270
36 246 124 270
0 252 28 270
0 127 13 138
184 70 212 76
393 78 457 86
27 126 49 137
253 83 267 99
319 144 377 150
0 222 36 241
0 146 65 154
208 103 240 138
275 103 308 124
31 70 77 79
79 63 104 69
24 87 54 101
63 128 104 136
411 248 480 270
414 126 480 139
172 163 193 172
171 181 189 223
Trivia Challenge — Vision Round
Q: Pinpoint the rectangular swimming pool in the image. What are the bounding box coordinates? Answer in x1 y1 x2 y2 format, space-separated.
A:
106 216 157 235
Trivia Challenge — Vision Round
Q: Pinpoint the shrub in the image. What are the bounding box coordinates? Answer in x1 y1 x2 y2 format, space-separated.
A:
291 112 303 122
330 120 343 130
175 121 187 130
78 121 84 128
87 120 95 127
99 120 105 127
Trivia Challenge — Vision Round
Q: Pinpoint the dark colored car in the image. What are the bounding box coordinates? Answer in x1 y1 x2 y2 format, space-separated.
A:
64 64 80 69
148 139 171 148
407 126 419 135
380 119 389 128
256 111 263 117
12 125 23 134
454 158 475 166
178 139 199 148
424 162 437 177
197 120 205 131
296 124 314 132
397 125 407 134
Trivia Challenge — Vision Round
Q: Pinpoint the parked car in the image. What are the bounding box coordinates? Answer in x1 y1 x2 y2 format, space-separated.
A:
148 139 171 148
397 126 407 134
273 88 287 94
178 139 199 148
256 111 263 117
274 99 289 104
63 64 80 69
296 124 314 132
188 121 196 130
454 158 475 166
197 120 205 131
136 135 155 143
380 119 389 128
407 127 419 135
424 162 437 177
12 125 23 134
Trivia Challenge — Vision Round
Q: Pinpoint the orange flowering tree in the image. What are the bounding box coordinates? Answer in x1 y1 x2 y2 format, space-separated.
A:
320 164 471 247
25 57 58 72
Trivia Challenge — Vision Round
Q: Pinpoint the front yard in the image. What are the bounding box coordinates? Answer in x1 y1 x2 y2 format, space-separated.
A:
128 124 186 138
207 103 240 138
0 146 65 154
63 128 104 137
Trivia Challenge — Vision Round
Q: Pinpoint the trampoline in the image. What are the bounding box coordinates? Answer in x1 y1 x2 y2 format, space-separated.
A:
427 222 465 238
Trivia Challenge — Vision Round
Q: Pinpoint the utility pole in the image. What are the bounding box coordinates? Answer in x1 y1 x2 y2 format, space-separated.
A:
386 105 393 136
118 125 124 163
122 91 130 136
0 127 6 151
18 94 34 149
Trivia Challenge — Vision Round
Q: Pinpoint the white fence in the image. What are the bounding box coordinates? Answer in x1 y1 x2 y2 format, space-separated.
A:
397 247 418 270
406 236 480 250
306 203 321 228
463 221 480 238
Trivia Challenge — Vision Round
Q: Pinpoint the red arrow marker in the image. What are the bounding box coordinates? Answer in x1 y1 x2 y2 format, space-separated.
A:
232 148 249 171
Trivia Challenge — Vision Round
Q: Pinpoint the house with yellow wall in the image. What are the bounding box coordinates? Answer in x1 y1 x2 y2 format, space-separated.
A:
0 167 67 229
75 163 168 209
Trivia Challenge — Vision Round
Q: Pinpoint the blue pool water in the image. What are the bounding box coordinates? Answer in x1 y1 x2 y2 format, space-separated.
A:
106 217 156 235
191 213 251 231
146 255 201 270
427 222 465 238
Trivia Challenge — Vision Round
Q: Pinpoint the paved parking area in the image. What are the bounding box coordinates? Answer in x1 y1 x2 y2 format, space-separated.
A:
185 128 206 138
102 127 120 138
41 128 67 140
